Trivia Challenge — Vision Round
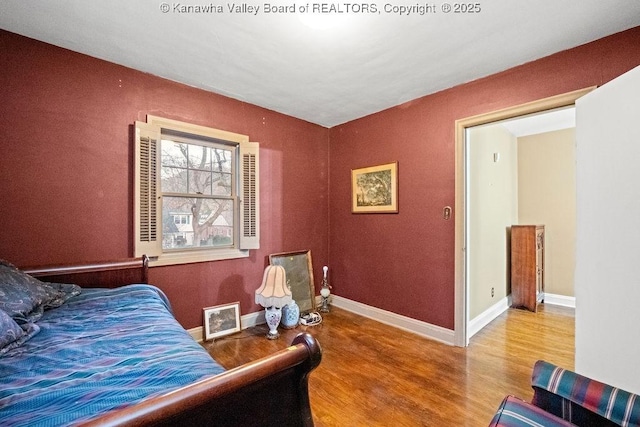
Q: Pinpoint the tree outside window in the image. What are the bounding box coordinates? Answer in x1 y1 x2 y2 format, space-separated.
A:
160 138 235 250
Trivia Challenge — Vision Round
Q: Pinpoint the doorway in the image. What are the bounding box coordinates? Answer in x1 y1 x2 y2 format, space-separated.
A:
466 108 576 338
453 87 595 347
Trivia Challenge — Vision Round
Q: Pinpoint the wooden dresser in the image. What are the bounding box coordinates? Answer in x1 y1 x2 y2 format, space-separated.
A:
511 225 544 312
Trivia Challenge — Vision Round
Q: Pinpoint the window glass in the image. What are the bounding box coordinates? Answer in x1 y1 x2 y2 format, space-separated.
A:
160 137 235 251
162 197 234 249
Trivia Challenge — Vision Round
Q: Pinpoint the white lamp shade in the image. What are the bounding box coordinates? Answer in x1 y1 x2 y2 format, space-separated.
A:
255 265 292 308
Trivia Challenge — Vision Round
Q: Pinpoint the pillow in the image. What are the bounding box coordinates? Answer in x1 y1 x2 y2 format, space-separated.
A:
42 282 82 309
0 260 81 323
0 308 40 354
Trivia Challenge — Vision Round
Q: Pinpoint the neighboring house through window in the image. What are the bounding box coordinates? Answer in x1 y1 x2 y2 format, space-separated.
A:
134 115 259 266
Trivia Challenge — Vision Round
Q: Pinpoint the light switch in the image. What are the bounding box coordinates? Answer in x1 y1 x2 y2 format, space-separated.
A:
443 206 451 220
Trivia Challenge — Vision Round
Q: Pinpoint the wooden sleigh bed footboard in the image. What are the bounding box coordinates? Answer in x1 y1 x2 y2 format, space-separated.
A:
19 256 322 427
81 332 322 427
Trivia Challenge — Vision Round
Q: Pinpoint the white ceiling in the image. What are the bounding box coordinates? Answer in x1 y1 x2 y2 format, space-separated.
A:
501 107 575 137
1 1 639 127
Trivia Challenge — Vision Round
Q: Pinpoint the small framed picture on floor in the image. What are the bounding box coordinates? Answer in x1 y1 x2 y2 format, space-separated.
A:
203 302 241 341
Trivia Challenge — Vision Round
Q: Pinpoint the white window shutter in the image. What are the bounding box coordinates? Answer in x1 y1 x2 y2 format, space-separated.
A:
239 142 259 249
134 121 162 258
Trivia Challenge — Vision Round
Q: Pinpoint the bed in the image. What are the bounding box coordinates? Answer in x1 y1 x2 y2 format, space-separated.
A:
0 256 321 426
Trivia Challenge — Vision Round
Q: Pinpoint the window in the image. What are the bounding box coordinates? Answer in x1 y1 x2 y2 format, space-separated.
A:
134 116 259 266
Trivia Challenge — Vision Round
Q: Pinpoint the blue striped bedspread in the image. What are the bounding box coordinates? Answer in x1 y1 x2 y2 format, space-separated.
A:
0 285 225 426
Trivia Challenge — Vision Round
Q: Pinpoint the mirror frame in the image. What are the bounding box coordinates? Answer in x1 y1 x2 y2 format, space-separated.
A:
268 250 316 314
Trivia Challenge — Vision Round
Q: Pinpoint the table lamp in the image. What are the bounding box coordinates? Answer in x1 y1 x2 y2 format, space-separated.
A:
320 265 332 312
255 265 292 339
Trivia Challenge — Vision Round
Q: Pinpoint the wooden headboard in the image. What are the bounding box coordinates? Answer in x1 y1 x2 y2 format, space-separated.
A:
23 255 149 288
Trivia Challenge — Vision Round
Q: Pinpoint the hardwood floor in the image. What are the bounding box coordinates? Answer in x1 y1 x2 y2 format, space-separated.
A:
203 303 574 426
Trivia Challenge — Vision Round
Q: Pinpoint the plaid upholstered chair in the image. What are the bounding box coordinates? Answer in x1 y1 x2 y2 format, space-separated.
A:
531 360 639 426
489 395 574 426
490 361 640 426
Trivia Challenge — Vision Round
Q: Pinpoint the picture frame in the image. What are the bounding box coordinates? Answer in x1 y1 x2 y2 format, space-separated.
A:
203 302 241 341
269 250 316 315
351 161 398 213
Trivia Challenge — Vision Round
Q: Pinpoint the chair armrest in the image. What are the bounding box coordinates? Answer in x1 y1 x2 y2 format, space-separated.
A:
489 395 574 427
531 360 639 426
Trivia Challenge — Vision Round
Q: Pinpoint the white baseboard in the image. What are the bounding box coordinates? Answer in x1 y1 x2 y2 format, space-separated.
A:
329 295 455 346
465 293 575 340
468 296 510 339
187 293 574 343
187 327 202 342
543 293 576 308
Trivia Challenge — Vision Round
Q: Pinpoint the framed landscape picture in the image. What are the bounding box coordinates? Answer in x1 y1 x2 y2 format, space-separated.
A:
351 161 398 213
203 302 241 341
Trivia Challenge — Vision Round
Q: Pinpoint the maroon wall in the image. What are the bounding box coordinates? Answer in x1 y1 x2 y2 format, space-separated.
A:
328 27 640 330
2 27 640 332
0 30 329 329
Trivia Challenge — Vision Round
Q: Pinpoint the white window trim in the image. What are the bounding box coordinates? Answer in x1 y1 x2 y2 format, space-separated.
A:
134 116 259 267
148 115 249 145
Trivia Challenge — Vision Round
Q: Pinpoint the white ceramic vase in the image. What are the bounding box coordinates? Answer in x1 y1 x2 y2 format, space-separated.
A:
281 300 300 329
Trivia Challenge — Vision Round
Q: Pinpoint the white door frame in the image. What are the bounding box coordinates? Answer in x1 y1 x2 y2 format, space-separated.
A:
453 87 595 347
